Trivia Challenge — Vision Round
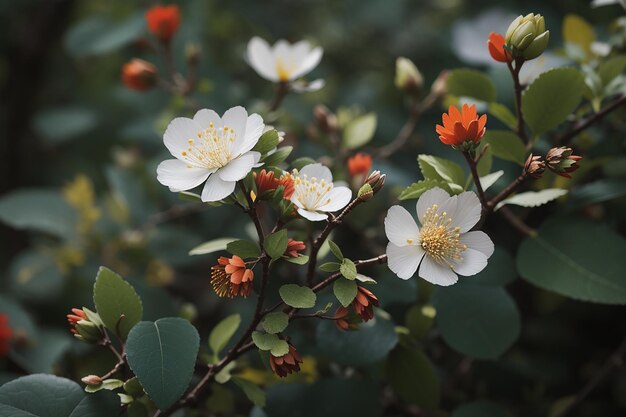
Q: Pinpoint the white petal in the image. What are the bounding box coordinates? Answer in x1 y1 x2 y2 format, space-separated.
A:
163 117 201 161
297 208 328 221
237 113 265 155
156 159 211 191
272 39 293 63
217 152 260 182
419 256 458 286
291 46 323 80
201 173 236 202
452 248 488 276
193 109 221 129
386 243 424 280
384 205 420 247
460 231 494 257
247 37 278 82
416 187 451 225
299 163 333 183
450 191 482 233
317 186 352 212
222 106 248 141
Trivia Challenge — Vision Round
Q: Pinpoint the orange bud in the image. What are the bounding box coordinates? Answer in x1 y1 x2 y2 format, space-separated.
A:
145 5 180 43
122 59 157 91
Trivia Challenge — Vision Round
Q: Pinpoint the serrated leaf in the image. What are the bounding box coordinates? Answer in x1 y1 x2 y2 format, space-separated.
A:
340 258 357 280
264 229 288 259
279 284 316 309
209 314 241 356
342 113 377 149
328 240 344 260
484 130 527 165
227 240 260 259
487 102 517 130
125 318 200 411
262 146 292 167
319 262 341 272
261 312 289 334
495 188 568 210
251 331 280 350
252 129 280 154
399 179 449 200
333 278 358 307
522 68 586 134
93 267 143 340
233 378 266 407
446 69 497 102
189 237 237 255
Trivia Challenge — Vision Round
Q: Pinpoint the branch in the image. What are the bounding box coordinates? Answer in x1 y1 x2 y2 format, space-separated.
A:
311 254 387 293
268 82 289 112
556 94 626 145
506 59 529 144
463 151 487 213
486 173 527 212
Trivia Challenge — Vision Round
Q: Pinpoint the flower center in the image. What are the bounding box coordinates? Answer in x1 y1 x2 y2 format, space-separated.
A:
181 122 235 169
418 204 467 267
293 172 333 210
276 58 295 81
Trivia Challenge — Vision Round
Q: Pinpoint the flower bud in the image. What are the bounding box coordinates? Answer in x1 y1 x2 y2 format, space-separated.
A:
81 375 103 386
185 43 202 66
430 70 449 99
313 105 338 133
357 183 374 201
145 4 181 43
505 14 550 60
523 154 546 179
122 59 157 91
74 320 104 343
545 147 582 178
365 170 386 194
395 57 423 94
269 342 303 377
284 238 306 258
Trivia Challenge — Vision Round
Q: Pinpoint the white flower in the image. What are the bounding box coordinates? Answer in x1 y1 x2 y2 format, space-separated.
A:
384 187 494 286
157 106 264 202
290 163 351 221
246 37 323 83
591 0 626 10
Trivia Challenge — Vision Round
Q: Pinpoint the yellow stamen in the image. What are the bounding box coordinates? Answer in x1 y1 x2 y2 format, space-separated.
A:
419 204 467 267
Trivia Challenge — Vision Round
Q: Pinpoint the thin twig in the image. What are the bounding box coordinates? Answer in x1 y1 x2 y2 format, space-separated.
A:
268 82 289 112
556 94 626 145
506 58 528 144
463 151 487 212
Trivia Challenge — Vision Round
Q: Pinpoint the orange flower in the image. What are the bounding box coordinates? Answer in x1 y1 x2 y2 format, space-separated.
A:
436 104 487 147
211 256 254 298
122 59 157 91
347 153 372 177
145 4 180 42
254 170 295 200
284 238 306 258
352 286 378 322
269 342 303 377
0 314 12 356
66 308 87 334
487 32 512 63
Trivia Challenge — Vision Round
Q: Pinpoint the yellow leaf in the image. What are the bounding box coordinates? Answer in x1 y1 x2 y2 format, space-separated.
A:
563 14 595 61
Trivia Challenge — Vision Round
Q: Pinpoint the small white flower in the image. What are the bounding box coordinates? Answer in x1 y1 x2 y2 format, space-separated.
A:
246 37 323 83
384 187 494 286
290 163 351 221
157 106 264 202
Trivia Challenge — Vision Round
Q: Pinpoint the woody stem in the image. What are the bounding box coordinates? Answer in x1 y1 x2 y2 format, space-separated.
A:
507 58 528 144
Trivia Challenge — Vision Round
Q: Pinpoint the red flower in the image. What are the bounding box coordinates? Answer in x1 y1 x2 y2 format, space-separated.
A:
347 153 372 177
67 308 87 334
487 32 512 63
145 4 180 42
284 238 306 258
0 314 12 356
352 286 378 322
211 256 254 298
269 343 303 377
436 104 487 147
122 59 157 91
254 170 295 200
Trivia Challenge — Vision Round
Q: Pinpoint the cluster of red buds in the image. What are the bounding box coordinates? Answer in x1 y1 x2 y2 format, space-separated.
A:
269 342 303 378
211 256 255 298
334 286 379 331
524 147 581 179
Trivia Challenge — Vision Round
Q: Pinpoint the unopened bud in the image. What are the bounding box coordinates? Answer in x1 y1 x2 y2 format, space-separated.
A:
505 13 550 60
365 170 386 194
185 43 202 66
430 70 449 98
74 320 103 343
545 147 582 178
313 105 338 133
121 59 158 91
524 154 546 179
81 375 103 386
357 183 374 201
395 57 423 94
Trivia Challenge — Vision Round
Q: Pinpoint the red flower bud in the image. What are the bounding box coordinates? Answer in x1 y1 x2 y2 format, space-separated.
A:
145 5 180 43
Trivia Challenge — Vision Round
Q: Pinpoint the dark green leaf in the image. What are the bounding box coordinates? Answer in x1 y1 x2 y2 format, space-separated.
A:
252 129 280 154
279 284 316 309
64 14 145 57
333 278 358 307
418 155 465 192
284 255 309 265
328 240 343 260
209 314 241 355
399 179 450 200
319 262 341 272
33 107 97 145
470 247 517 286
487 103 517 130
452 401 508 417
484 130 527 165
264 229 288 259
446 69 497 102
227 240 261 259
189 237 237 256
386 346 440 409
233 378 266 407
291 157 316 171
262 146 293 167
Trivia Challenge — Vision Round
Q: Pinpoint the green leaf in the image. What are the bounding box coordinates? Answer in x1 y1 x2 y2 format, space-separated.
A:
563 14 595 61
0 374 119 417
495 189 568 211
319 262 341 272
340 258 357 280
33 107 98 145
487 102 517 130
598 56 626 86
227 240 260 259
262 146 293 167
9 330 72 374
0 189 76 240
251 331 280 350
342 113 377 149
209 314 241 355
261 312 289 334
418 154 465 192
284 255 309 265
64 14 145 57
333 278 358 307
569 179 626 208
399 179 449 200
328 240 344 260
386 346 440 409
9 250 64 302
446 69 497 102
433 284 521 359
476 144 493 177
270 340 290 356
517 217 626 304
470 247 517 286
189 237 237 256
264 229 288 259
84 379 124 393
483 130 527 165
215 361 236 384
452 401 508 417
233 378 266 407
355 273 377 284
476 170 504 192
93 266 143 340
291 157 316 171
279 284 316 309
522 68 586 134
125 318 200 411
252 129 279 154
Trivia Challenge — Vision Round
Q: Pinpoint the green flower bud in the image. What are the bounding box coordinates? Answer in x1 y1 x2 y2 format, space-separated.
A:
74 320 103 343
395 57 423 94
505 14 550 60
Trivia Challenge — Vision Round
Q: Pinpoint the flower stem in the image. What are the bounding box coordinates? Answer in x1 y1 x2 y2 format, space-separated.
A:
507 58 528 144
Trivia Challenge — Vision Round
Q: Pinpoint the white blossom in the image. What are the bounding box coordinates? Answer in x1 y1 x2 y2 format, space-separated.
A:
385 188 494 286
246 37 323 83
157 106 264 202
290 163 351 221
